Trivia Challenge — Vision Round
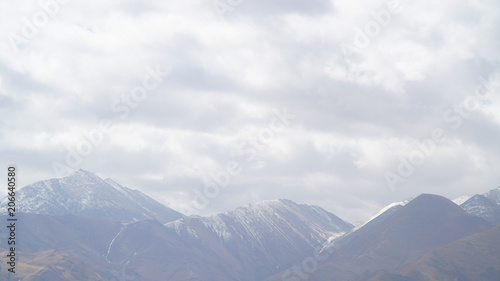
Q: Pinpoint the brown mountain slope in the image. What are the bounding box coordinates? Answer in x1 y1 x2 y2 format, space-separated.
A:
9 213 122 261
274 194 492 281
106 219 247 281
163 199 353 280
374 225 500 281
0 249 105 281
0 214 132 280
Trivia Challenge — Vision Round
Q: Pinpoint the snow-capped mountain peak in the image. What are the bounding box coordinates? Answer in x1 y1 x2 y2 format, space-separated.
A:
0 170 183 223
460 186 500 226
484 186 500 204
61 168 104 185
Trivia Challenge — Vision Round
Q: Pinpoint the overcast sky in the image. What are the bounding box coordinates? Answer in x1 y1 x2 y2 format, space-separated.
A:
1 0 499 223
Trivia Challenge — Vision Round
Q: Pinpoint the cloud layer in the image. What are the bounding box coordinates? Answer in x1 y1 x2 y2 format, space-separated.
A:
1 0 499 223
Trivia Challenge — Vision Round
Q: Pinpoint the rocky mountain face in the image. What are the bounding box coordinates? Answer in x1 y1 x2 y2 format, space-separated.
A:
484 187 500 203
163 199 353 280
460 187 500 225
0 169 183 223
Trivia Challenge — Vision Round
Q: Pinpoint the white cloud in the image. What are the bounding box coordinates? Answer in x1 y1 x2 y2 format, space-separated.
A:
0 0 499 223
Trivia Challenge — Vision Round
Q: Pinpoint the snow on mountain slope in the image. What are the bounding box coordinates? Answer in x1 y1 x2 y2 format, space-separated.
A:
321 199 411 253
0 169 183 223
484 186 500 204
461 194 500 226
198 199 353 246
354 199 410 231
460 186 500 226
165 199 353 280
294 194 492 281
452 195 471 205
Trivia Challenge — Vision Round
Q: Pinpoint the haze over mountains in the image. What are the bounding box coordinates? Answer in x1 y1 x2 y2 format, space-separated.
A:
0 170 499 280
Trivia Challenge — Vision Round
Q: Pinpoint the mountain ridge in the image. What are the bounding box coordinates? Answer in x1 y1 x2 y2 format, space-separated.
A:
163 198 353 280
460 186 500 225
0 169 183 224
272 194 492 281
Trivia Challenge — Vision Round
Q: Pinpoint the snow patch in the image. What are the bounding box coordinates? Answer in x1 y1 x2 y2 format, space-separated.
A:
354 199 410 231
452 195 471 206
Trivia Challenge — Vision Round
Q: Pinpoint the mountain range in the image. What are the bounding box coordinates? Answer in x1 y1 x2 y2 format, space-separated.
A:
0 170 499 280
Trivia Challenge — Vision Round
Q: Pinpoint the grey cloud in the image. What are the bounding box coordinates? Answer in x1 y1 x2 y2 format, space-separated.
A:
1 0 499 223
